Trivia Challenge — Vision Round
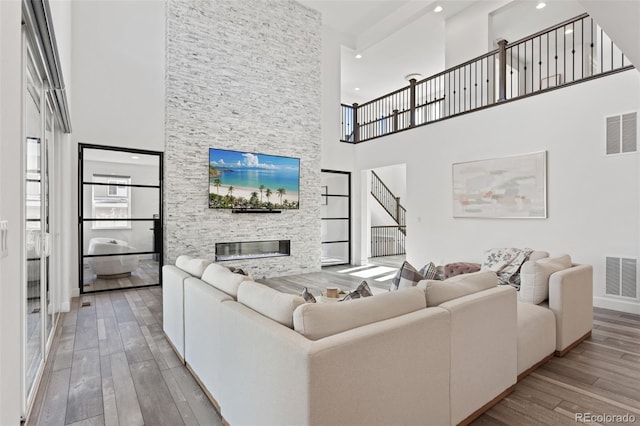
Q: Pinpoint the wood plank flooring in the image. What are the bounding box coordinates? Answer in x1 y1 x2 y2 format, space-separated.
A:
30 266 640 426
28 287 221 426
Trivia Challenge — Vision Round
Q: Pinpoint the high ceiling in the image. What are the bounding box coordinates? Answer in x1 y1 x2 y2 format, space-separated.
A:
298 0 587 104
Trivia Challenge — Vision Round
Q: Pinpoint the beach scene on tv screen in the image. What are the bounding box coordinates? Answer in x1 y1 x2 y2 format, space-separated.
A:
209 148 300 209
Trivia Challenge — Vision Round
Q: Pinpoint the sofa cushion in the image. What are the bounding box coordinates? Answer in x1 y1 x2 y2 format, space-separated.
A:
237 281 305 328
519 254 572 304
417 271 498 307
293 287 426 340
201 263 252 298
390 261 424 291
418 262 438 280
175 255 212 278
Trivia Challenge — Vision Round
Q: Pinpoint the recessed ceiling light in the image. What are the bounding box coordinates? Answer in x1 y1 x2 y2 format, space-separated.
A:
131 156 140 160
536 2 546 9
565 28 573 35
355 54 362 59
434 5 443 13
355 87 360 91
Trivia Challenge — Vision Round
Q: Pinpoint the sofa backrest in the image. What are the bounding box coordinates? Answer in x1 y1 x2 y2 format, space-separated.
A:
175 255 212 278
418 271 497 307
293 287 426 340
237 281 305 328
201 263 252 298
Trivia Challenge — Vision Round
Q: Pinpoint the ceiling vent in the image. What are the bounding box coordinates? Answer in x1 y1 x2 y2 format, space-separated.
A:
606 256 637 299
606 112 637 155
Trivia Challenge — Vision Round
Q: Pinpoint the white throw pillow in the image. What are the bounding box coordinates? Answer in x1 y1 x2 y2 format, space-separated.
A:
200 263 252 299
519 254 571 304
237 281 305 328
175 255 212 278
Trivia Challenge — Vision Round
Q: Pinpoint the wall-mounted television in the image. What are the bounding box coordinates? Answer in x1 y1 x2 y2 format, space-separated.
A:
209 148 300 210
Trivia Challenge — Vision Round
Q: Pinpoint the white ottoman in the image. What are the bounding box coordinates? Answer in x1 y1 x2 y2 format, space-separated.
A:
517 302 556 379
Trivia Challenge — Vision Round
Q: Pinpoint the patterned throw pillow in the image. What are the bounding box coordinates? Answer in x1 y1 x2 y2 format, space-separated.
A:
481 247 534 288
390 261 424 291
341 281 373 301
301 287 316 303
419 262 438 280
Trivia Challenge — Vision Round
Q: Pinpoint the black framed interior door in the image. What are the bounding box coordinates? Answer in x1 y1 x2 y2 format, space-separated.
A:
78 144 163 293
320 169 351 266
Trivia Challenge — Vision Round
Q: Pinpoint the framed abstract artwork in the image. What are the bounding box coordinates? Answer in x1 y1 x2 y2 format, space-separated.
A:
452 151 547 218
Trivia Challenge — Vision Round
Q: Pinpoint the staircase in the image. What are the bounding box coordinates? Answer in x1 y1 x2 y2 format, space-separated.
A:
370 171 406 257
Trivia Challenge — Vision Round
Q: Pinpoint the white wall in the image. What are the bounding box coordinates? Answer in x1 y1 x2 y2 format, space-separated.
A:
65 0 165 296
0 0 24 422
445 0 511 68
579 0 640 69
349 70 640 313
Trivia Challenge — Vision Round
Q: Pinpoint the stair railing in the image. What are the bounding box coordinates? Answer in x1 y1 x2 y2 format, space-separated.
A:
340 13 633 144
371 170 406 227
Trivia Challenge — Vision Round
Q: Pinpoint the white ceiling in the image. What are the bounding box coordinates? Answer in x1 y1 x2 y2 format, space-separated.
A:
299 0 588 104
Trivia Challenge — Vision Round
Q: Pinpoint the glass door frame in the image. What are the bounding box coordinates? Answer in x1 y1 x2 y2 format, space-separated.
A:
320 169 352 266
22 28 58 419
78 143 163 294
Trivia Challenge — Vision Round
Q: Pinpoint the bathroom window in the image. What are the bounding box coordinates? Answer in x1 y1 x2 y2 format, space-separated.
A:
92 174 131 229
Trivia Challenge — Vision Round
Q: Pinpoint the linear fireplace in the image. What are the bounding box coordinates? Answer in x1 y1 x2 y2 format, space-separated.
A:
215 240 291 261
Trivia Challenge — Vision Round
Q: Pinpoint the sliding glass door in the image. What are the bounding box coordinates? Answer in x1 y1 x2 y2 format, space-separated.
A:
79 145 163 293
24 36 58 415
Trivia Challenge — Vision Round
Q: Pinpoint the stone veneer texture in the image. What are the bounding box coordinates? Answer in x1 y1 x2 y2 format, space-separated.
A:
165 0 322 278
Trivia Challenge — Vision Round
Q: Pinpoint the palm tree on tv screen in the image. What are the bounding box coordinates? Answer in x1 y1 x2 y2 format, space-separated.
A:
277 187 286 205
259 184 266 202
228 186 234 197
265 188 272 204
213 178 221 195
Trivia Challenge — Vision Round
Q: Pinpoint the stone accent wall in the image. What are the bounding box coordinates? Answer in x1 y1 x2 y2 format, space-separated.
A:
165 0 321 278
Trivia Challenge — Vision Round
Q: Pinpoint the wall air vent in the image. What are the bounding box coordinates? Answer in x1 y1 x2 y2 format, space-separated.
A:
605 256 637 299
606 112 637 155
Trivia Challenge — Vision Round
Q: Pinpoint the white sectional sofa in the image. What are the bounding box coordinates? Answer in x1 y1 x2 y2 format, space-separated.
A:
165 258 518 425
162 252 592 425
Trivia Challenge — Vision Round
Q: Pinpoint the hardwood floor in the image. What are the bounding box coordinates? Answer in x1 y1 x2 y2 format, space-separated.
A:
28 287 221 426
473 307 640 425
29 269 640 426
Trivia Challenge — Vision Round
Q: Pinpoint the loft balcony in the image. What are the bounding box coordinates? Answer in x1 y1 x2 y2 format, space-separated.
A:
340 13 634 144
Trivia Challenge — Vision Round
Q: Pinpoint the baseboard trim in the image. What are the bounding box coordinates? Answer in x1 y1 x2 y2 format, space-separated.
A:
457 384 516 425
555 330 592 357
517 354 554 382
163 332 185 365
186 362 222 415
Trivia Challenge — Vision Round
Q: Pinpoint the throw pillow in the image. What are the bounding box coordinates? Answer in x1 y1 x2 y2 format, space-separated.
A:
519 258 569 304
341 281 373 301
418 262 438 280
301 287 317 303
390 261 424 291
480 247 533 288
444 262 481 279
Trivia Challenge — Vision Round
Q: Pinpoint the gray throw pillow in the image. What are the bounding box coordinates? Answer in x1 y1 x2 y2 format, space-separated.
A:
390 261 424 291
301 287 316 303
419 262 438 280
341 281 373 301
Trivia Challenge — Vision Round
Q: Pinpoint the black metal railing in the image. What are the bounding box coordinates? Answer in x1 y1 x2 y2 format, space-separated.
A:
340 13 633 144
371 170 406 227
371 226 406 257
